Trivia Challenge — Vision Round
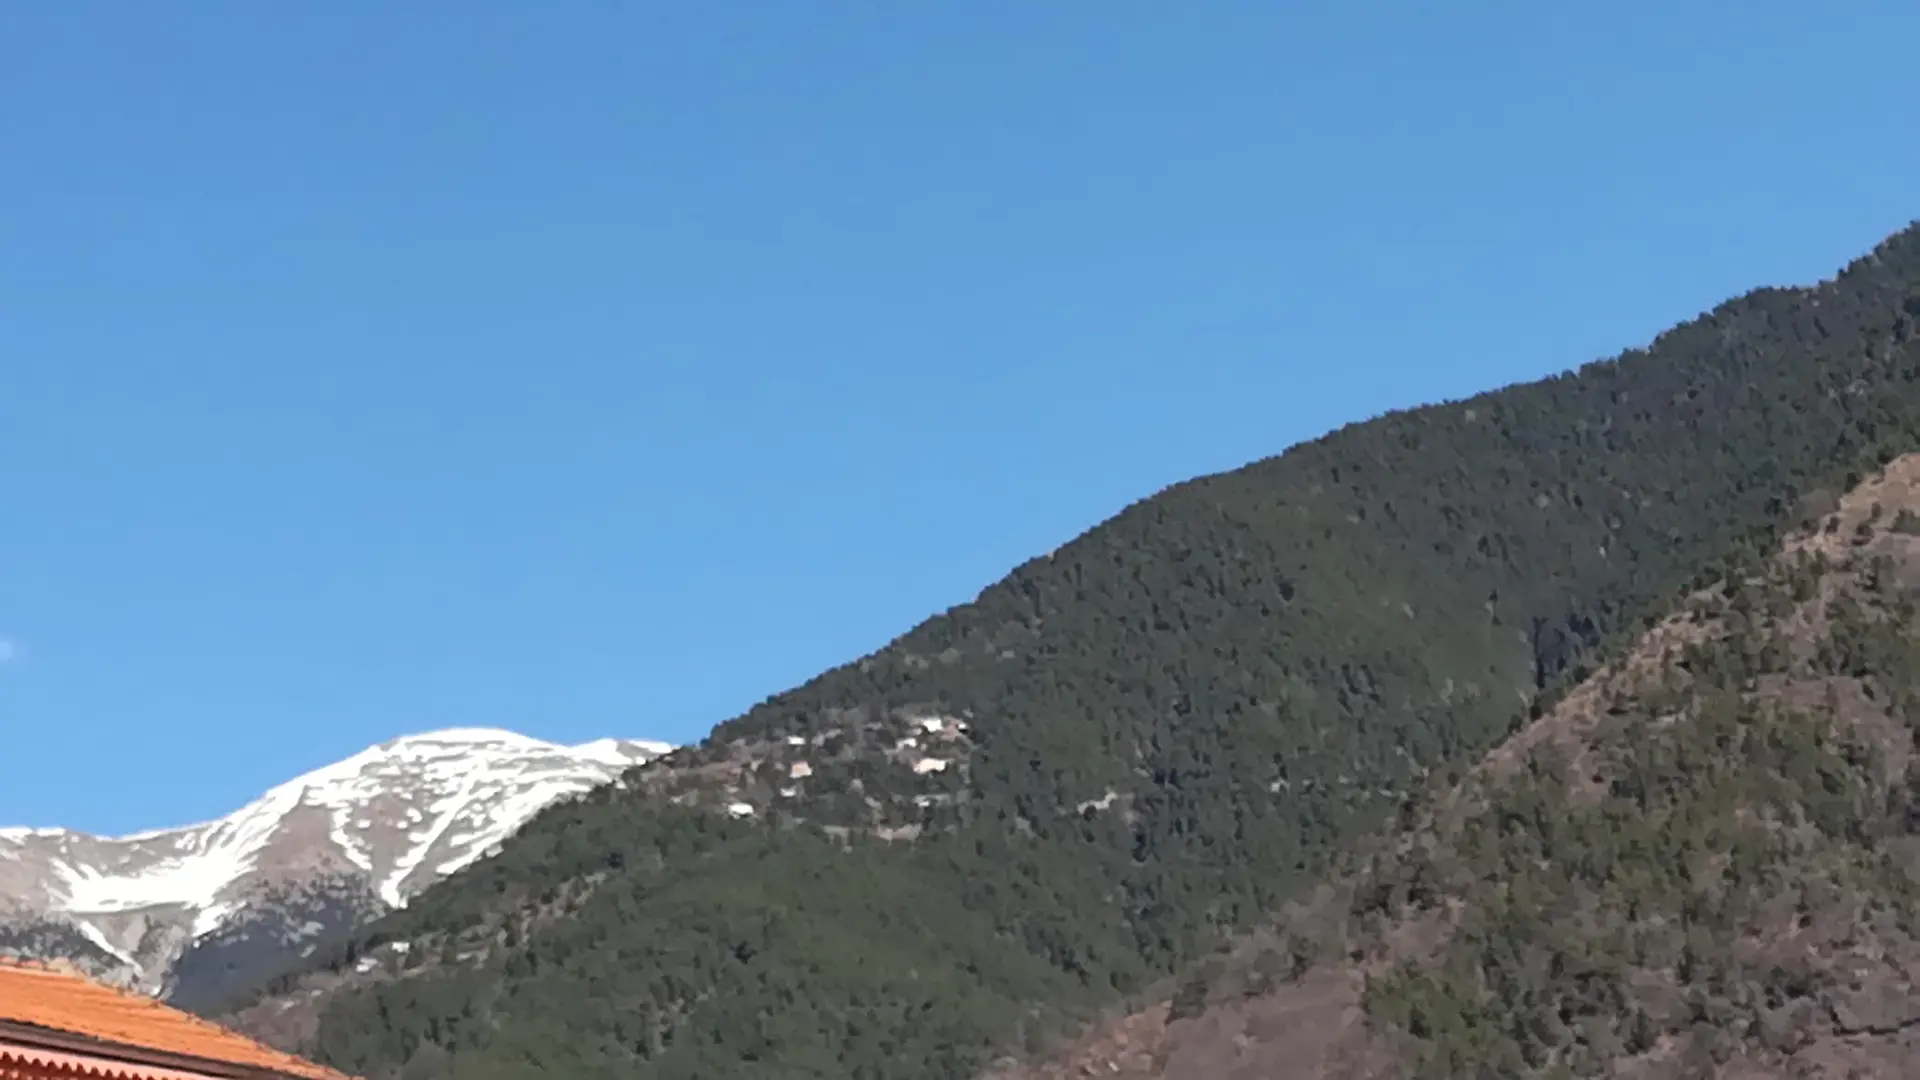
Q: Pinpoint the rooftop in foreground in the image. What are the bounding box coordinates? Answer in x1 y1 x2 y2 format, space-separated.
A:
0 960 352 1080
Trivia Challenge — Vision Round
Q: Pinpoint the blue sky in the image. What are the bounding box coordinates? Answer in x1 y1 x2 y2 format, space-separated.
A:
3 2 1917 835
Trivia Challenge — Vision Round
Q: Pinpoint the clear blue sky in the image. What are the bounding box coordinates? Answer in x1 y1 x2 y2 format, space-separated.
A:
3 2 1916 835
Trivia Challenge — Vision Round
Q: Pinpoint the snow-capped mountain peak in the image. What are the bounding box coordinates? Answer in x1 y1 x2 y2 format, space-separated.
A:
0 727 672 998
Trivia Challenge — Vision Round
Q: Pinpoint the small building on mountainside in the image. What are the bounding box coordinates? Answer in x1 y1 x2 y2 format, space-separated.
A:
0 960 351 1080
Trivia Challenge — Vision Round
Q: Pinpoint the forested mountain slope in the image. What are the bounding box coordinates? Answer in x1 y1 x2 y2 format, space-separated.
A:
228 223 1920 1080
1013 452 1920 1079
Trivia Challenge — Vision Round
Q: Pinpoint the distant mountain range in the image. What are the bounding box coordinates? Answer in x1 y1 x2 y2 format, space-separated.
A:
0 728 671 1008
208 223 1920 1079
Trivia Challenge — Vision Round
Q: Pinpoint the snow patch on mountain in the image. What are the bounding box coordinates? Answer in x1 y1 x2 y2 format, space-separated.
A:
0 727 672 994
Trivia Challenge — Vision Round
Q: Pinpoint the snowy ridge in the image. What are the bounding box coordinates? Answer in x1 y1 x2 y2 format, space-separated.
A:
0 728 672 994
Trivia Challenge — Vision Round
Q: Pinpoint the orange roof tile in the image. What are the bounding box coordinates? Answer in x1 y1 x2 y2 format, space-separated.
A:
0 962 351 1080
1 1039 221 1080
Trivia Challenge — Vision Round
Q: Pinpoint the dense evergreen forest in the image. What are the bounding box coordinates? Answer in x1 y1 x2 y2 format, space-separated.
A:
1351 471 1920 1078
227 223 1920 1079
1118 453 1920 1078
1010 454 1920 1078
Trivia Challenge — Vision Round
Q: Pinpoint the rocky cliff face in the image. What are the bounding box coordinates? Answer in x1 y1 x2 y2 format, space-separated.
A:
0 728 670 1004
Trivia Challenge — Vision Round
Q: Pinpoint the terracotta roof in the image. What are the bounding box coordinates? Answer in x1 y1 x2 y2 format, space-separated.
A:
0 962 351 1080
1 1039 221 1080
